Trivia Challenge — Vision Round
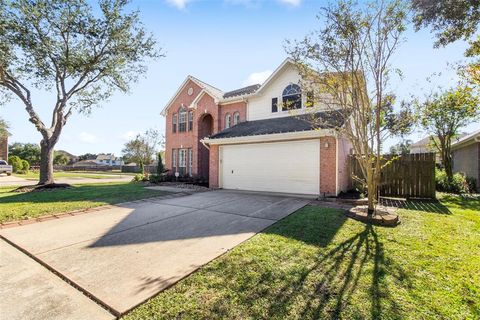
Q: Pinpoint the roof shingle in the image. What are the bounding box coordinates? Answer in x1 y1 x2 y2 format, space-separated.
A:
223 84 261 99
208 111 346 140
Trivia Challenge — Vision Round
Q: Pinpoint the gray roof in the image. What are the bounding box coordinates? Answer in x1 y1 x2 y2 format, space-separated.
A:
223 84 261 99
208 111 346 140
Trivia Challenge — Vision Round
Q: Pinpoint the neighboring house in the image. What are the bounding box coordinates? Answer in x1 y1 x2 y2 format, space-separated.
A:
162 58 352 196
56 150 78 164
0 135 7 161
72 160 106 168
410 136 435 154
95 153 124 166
451 128 480 192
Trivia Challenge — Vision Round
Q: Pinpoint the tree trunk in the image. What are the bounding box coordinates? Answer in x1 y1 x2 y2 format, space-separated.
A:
366 167 376 216
39 139 56 185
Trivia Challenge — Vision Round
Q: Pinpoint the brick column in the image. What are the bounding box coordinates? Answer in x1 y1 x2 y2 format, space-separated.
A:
320 136 337 196
209 145 219 188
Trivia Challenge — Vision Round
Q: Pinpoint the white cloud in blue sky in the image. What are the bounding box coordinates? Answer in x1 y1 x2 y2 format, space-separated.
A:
243 70 273 86
165 0 191 10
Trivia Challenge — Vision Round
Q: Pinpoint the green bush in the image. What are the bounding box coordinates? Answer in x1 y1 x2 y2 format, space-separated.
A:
20 159 30 173
132 173 148 182
157 153 165 175
435 168 471 193
8 156 23 173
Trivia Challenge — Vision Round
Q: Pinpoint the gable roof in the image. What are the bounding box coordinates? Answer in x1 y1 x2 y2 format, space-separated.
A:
452 128 480 149
161 76 225 115
161 58 305 115
207 111 346 140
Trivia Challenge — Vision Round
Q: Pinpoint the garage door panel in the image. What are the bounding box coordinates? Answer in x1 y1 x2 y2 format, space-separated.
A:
220 140 320 195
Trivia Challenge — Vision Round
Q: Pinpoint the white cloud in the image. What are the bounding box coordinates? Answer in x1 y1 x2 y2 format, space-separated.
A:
121 130 139 141
278 0 301 6
166 0 191 10
78 132 99 144
242 70 273 86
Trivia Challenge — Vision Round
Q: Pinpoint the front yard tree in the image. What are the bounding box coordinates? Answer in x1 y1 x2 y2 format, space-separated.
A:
122 129 163 173
418 86 480 182
287 0 411 214
0 0 160 185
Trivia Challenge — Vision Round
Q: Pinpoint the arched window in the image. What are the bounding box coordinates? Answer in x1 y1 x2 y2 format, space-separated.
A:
225 113 231 129
179 106 187 132
233 112 240 125
282 84 302 111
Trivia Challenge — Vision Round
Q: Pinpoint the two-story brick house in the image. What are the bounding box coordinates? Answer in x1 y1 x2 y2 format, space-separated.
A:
162 59 352 196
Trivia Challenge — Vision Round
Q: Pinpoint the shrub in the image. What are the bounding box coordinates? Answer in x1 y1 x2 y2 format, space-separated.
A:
132 173 147 182
8 156 23 173
435 168 471 193
20 159 30 173
157 153 165 175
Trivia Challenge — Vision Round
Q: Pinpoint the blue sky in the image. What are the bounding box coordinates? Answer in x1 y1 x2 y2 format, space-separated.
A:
2 0 478 156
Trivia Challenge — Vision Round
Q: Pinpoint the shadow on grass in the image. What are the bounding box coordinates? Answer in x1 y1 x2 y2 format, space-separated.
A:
0 183 166 206
199 208 409 319
380 198 451 214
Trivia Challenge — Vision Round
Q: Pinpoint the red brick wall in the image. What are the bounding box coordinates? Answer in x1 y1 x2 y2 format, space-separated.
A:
209 144 219 188
164 79 202 173
218 102 247 130
0 136 7 160
320 136 337 196
164 78 246 179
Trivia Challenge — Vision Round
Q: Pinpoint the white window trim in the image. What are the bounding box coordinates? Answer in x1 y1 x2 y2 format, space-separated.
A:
225 113 231 129
179 149 187 168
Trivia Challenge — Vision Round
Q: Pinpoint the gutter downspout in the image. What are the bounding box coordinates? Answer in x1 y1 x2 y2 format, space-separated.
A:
200 139 210 150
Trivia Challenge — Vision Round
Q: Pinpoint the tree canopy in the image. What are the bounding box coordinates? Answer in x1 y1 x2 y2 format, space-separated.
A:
411 0 480 56
417 85 480 181
0 0 161 184
122 129 163 166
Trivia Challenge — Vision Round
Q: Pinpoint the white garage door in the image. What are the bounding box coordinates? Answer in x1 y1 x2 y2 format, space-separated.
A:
220 140 320 195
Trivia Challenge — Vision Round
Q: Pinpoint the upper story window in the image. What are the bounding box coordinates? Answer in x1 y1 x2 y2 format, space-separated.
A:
271 97 278 113
225 113 231 129
282 84 302 111
179 106 187 132
233 112 240 125
172 113 177 133
188 111 194 131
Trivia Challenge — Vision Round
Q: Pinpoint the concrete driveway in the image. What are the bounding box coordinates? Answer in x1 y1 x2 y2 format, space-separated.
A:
0 190 309 318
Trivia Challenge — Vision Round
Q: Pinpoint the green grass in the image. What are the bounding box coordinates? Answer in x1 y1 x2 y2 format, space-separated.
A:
0 182 171 223
13 171 133 180
123 194 480 320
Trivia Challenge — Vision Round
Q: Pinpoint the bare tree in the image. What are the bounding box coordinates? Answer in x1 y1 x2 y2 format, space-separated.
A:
0 0 161 185
287 0 412 214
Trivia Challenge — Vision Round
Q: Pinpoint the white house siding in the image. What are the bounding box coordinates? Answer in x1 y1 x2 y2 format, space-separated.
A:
247 64 302 121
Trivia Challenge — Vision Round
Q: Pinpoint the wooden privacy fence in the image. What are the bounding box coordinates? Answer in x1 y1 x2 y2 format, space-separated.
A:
349 153 436 199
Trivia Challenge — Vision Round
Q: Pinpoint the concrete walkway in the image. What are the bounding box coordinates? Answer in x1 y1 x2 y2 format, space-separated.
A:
0 239 113 320
0 190 308 317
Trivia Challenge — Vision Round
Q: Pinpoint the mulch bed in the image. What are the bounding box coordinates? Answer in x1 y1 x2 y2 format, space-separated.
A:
12 183 72 193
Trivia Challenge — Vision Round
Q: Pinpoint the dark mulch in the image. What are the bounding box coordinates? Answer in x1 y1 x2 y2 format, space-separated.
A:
13 183 72 193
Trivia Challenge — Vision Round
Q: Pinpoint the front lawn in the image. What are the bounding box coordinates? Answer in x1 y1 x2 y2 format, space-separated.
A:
0 182 171 223
124 194 480 320
13 171 133 180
